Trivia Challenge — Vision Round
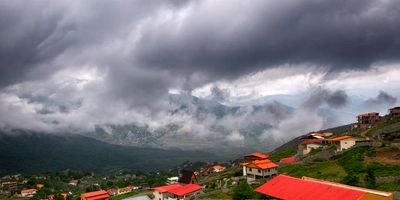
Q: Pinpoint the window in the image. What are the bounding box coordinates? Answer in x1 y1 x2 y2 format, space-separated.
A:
258 169 261 173
249 168 252 171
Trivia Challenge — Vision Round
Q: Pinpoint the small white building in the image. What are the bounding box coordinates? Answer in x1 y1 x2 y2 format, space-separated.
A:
328 136 369 152
153 184 203 200
21 189 37 197
167 177 179 185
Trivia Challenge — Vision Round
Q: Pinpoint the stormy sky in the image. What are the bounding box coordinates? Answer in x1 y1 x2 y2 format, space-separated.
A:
1 0 400 144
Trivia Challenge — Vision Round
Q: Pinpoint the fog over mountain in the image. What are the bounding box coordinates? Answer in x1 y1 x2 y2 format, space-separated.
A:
1 0 400 156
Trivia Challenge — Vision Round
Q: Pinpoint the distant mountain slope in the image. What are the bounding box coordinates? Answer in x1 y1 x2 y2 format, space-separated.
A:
0 131 216 176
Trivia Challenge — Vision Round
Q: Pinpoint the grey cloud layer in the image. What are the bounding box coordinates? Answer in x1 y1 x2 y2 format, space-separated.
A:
0 0 399 145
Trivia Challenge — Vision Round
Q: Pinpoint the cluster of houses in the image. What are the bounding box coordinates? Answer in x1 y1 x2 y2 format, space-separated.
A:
298 133 370 156
354 106 400 130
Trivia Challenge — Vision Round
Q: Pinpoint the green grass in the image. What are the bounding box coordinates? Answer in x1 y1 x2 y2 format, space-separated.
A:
368 162 400 177
200 190 233 199
279 160 347 181
368 117 400 133
269 147 297 162
110 190 145 200
334 146 370 174
376 182 400 192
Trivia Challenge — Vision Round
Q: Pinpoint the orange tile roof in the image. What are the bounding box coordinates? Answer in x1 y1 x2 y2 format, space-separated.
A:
81 190 110 200
245 159 278 169
246 152 269 159
330 136 353 141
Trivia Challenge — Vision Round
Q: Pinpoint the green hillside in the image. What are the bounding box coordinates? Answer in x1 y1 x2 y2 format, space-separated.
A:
0 131 217 175
274 117 400 192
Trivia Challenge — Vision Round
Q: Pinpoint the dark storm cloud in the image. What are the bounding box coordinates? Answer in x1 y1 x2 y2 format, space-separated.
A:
134 0 400 84
303 88 349 109
366 90 397 106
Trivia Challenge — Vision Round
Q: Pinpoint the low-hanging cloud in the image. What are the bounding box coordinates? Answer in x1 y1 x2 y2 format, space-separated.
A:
366 90 397 106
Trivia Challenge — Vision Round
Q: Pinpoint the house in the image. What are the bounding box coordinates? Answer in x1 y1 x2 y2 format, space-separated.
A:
243 152 269 162
21 189 37 197
298 138 323 156
167 177 179 184
255 174 393 200
279 156 297 164
36 184 44 189
327 136 370 152
69 179 78 186
81 190 110 200
212 165 226 173
241 159 278 181
1 181 17 193
153 184 203 200
389 106 400 119
107 188 118 196
178 170 197 184
118 185 133 195
357 112 381 129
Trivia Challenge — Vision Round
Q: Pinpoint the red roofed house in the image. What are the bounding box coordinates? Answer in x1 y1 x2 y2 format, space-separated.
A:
280 156 297 164
152 184 203 200
255 174 393 200
357 112 380 130
241 159 278 182
212 165 226 173
81 190 110 200
298 138 323 156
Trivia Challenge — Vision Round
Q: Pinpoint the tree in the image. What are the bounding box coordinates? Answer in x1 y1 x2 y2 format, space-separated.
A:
342 175 360 186
365 167 376 189
232 181 254 200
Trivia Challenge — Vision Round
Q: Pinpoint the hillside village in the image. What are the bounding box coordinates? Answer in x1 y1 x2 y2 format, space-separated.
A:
1 106 400 200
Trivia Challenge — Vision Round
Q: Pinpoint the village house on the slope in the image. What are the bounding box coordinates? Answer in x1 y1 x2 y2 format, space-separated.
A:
356 112 381 130
240 152 278 182
152 184 203 200
255 174 393 200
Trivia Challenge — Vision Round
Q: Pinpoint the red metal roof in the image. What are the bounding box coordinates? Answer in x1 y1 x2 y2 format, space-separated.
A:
153 184 182 193
81 190 110 200
280 156 297 164
168 184 203 196
255 175 366 200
